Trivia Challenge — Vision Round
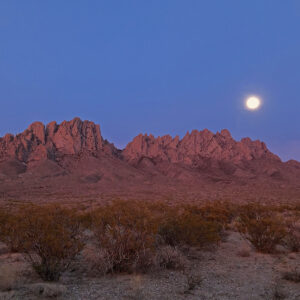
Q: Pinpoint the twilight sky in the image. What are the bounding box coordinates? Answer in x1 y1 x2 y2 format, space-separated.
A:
0 1 300 161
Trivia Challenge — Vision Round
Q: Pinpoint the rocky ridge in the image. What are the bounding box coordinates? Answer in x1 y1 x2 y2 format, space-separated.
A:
123 129 280 166
1 118 299 203
0 118 103 164
0 118 281 169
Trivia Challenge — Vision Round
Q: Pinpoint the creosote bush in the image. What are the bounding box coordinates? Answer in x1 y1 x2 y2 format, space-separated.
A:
0 207 24 252
92 200 157 273
90 200 227 274
1 199 298 279
158 204 224 247
0 204 83 281
153 245 187 270
283 218 300 252
0 200 234 276
237 203 287 253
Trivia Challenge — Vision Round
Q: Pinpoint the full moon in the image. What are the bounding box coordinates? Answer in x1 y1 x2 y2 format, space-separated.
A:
245 96 261 110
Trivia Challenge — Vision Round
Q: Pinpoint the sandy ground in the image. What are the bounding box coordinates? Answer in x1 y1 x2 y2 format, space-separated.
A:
0 231 299 300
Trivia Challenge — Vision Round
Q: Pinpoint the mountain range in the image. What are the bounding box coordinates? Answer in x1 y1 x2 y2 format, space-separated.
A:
1 118 299 204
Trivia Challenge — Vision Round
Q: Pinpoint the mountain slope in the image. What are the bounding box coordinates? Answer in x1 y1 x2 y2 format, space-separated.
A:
0 118 299 204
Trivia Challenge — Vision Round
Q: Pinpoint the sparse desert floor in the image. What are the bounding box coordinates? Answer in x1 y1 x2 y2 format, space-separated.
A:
1 230 300 300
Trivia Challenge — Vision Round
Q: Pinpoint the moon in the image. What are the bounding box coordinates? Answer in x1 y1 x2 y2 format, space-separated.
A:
245 96 261 110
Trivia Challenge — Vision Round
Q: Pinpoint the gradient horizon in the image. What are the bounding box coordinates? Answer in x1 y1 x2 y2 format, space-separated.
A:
1 1 300 161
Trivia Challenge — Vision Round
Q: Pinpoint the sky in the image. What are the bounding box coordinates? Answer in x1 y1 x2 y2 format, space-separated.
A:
0 1 300 161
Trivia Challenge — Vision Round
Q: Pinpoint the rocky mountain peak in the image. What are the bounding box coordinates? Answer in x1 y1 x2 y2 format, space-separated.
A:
123 129 280 165
0 118 282 173
1 118 299 204
0 118 103 164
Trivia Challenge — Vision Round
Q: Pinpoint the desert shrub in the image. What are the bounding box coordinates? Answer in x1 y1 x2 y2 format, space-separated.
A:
158 204 223 247
0 207 24 252
82 245 114 275
153 245 187 270
283 218 300 252
237 203 287 253
0 207 7 242
195 201 236 228
23 205 83 281
0 207 6 232
95 225 153 273
1 204 83 281
156 205 181 247
77 210 95 229
92 200 157 273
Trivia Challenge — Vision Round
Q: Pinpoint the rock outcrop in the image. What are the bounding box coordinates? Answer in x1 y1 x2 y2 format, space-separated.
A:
0 118 281 169
123 129 280 166
0 118 103 164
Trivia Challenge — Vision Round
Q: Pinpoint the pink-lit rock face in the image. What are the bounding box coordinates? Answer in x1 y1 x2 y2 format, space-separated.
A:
123 128 280 165
0 117 281 168
49 118 103 155
2 118 300 204
0 118 103 163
